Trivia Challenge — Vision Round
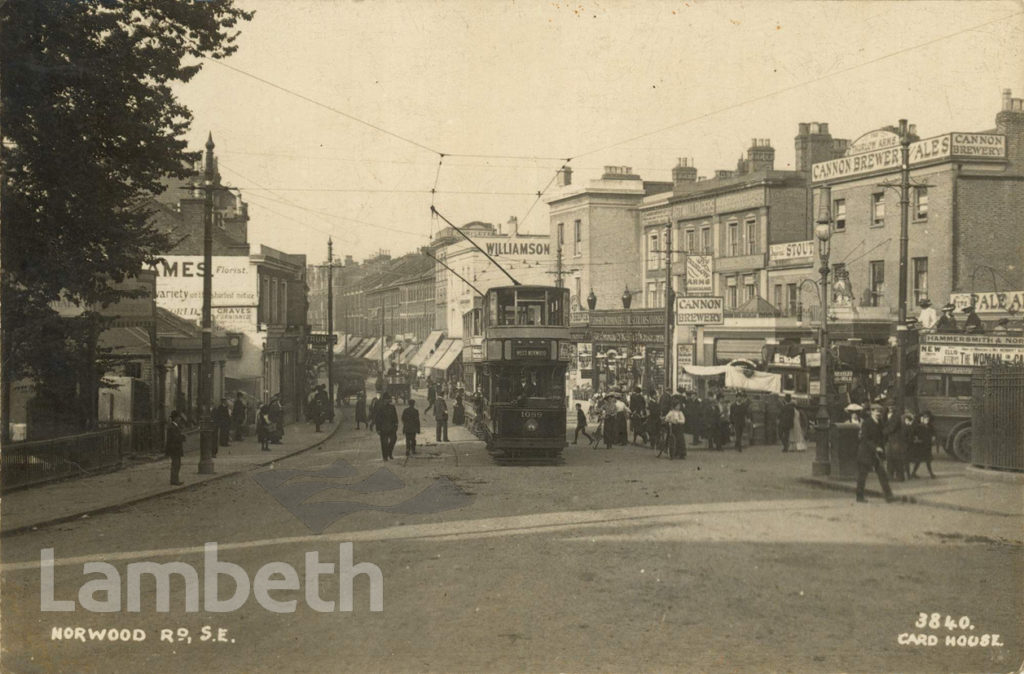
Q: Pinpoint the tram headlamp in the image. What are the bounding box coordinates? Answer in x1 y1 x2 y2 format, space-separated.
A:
525 418 539 433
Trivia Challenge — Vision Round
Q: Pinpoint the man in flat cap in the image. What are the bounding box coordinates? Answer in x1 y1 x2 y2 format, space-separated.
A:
962 305 984 334
855 404 896 503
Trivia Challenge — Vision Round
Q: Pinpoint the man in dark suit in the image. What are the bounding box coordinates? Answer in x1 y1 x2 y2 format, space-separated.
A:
374 393 399 461
729 391 751 452
778 393 795 452
856 405 896 503
165 410 185 485
231 392 247 441
402 399 421 457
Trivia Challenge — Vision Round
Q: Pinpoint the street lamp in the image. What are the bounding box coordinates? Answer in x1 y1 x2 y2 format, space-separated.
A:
587 289 597 310
812 191 832 477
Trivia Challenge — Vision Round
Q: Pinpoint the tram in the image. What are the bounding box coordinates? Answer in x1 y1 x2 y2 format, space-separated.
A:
474 285 571 463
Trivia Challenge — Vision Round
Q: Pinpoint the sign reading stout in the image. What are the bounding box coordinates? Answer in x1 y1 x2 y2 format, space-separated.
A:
676 296 724 325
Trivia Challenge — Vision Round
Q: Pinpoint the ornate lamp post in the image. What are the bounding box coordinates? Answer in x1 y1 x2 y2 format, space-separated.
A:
587 289 597 311
812 191 833 477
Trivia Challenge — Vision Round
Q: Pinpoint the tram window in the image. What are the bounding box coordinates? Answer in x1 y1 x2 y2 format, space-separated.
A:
948 375 972 398
515 289 547 326
918 374 945 397
781 373 796 391
548 291 566 326
492 289 516 325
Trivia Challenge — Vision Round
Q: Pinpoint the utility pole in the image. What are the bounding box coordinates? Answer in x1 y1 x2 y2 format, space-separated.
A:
895 118 912 417
197 133 217 474
555 245 564 288
664 221 674 391
326 238 335 416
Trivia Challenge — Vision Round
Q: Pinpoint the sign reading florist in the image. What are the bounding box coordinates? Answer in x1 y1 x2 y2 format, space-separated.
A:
145 256 257 330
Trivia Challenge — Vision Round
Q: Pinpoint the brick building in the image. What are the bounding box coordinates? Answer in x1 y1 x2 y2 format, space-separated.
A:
812 89 1024 339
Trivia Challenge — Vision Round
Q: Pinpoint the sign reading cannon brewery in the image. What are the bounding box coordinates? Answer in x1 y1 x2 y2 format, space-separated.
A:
676 296 724 325
812 133 1006 183
950 290 1024 314
685 255 713 295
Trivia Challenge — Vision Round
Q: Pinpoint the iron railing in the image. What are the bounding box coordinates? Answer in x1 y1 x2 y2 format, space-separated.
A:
99 420 164 456
971 363 1024 471
1 427 123 491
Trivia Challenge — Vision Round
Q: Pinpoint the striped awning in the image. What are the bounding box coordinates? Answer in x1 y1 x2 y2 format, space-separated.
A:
425 339 464 372
408 330 444 368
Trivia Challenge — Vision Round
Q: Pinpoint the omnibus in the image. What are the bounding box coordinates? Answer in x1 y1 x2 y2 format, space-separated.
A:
909 332 1024 461
475 285 571 462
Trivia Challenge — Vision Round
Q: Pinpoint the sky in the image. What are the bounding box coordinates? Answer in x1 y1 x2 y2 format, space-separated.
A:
173 0 1024 266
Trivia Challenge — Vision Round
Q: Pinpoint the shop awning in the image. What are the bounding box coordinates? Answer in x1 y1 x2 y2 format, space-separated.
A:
382 342 401 361
399 343 419 363
408 330 444 368
427 339 464 372
362 338 386 361
713 338 766 364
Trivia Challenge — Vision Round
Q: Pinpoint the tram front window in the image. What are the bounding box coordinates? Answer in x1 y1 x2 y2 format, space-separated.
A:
487 287 569 327
489 365 565 405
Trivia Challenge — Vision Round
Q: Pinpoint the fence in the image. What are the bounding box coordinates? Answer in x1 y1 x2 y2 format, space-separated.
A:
1 427 123 491
100 420 164 456
971 363 1024 471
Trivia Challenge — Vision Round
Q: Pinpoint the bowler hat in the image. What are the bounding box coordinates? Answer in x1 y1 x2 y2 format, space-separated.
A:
941 303 955 312
961 305 976 313
918 298 932 308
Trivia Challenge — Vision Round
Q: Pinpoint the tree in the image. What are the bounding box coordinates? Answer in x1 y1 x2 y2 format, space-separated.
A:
1 0 253 436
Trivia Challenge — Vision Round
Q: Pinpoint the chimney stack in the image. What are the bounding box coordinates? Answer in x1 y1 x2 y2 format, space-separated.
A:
996 88 1024 164
507 216 518 237
795 122 846 172
672 158 697 188
556 166 573 187
746 138 775 173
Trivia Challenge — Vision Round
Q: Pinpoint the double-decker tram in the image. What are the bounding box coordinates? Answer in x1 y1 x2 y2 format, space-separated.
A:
475 285 571 463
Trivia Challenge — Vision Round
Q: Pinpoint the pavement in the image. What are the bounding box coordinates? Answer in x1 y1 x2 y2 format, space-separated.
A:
0 411 346 536
2 399 1021 536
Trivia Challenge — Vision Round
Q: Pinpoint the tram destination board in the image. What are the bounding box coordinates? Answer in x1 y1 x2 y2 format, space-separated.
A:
512 339 552 359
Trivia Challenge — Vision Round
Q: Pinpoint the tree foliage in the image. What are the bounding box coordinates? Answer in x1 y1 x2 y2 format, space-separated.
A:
1 0 252 389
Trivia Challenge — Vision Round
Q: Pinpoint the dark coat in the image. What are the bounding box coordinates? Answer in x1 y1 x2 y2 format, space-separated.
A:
165 420 185 457
910 421 935 462
729 399 750 425
355 396 367 423
401 406 420 434
857 415 886 465
375 402 399 434
232 399 246 423
778 401 796 431
213 403 231 428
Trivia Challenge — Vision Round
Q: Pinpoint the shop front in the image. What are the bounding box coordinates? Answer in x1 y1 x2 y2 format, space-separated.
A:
572 308 666 395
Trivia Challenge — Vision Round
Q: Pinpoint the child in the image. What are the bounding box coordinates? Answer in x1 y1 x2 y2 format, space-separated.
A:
887 412 914 482
256 403 272 452
910 411 937 478
573 403 593 445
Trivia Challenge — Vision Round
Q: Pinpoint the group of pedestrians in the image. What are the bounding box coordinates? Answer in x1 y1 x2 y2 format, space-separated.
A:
352 380 456 461
849 403 937 503
578 386 752 459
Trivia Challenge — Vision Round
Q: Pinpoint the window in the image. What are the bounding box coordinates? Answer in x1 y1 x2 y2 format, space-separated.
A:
647 232 661 270
786 283 798 316
872 193 885 226
833 198 846 230
918 374 945 397
646 282 658 308
913 257 928 304
743 274 756 301
774 284 783 315
727 223 738 256
270 278 279 323
123 362 142 379
574 276 581 301
915 187 928 220
573 220 581 256
726 276 738 309
279 280 287 324
557 223 564 247
700 226 711 254
685 229 696 253
745 220 757 255
869 260 885 306
949 375 972 398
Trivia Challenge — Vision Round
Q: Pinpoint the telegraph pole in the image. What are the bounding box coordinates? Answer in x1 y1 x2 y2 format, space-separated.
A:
664 221 674 391
326 238 335 416
895 119 912 417
555 245 564 288
197 134 217 474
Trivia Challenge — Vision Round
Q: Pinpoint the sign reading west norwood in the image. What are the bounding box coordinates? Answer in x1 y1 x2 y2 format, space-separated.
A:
812 133 1006 183
676 296 724 325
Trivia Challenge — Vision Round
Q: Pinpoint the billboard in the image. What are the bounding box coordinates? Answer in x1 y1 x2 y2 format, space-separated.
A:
145 256 257 329
685 255 713 295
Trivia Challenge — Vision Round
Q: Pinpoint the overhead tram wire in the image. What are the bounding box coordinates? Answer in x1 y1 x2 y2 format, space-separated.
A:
570 9 1023 160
